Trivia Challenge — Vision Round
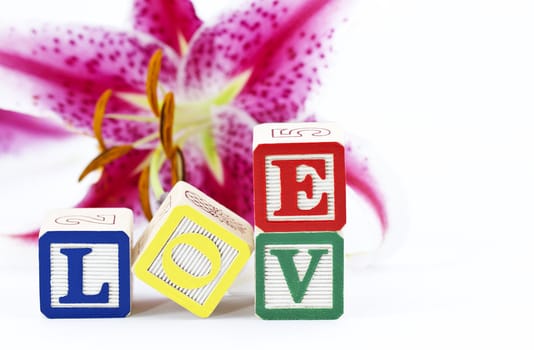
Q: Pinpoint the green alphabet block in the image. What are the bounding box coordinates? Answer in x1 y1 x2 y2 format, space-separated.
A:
255 232 344 320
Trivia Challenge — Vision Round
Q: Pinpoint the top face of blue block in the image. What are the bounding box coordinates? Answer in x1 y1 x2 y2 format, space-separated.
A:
39 230 131 318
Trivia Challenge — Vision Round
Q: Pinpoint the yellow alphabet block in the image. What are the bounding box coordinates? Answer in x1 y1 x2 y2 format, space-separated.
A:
132 181 254 318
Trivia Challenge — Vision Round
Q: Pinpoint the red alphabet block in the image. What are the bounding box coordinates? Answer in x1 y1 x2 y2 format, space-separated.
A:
253 122 346 232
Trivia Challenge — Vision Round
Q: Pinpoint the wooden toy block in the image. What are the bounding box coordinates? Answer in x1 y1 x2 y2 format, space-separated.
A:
253 122 346 233
132 181 254 318
255 232 344 320
38 207 133 318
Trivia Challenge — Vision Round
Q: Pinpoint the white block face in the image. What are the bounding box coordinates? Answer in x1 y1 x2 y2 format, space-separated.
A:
141 181 254 251
263 243 334 309
40 208 133 235
49 243 120 308
265 153 336 221
253 122 344 148
182 186 254 249
146 217 239 306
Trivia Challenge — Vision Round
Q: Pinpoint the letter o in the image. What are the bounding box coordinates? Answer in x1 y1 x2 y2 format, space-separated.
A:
162 233 221 289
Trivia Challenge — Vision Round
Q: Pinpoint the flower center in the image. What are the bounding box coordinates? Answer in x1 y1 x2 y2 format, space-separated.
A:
78 49 251 219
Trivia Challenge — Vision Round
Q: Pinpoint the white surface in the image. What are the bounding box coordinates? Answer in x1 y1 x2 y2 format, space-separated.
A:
0 0 533 349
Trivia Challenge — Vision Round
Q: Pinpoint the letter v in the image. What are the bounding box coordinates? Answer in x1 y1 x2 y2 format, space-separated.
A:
270 249 328 303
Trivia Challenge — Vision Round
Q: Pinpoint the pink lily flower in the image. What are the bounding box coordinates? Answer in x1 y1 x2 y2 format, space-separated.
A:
0 0 390 248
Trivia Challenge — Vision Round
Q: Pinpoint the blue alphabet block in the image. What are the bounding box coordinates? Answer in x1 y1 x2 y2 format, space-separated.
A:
38 208 133 318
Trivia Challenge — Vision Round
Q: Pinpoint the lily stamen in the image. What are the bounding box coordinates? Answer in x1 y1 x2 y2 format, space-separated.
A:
78 145 133 181
159 92 176 159
169 147 182 186
138 165 153 220
146 49 163 117
93 88 113 150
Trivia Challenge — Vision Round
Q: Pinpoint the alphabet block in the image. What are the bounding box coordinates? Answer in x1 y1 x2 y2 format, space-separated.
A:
132 181 254 318
255 232 344 320
38 207 133 318
253 122 346 233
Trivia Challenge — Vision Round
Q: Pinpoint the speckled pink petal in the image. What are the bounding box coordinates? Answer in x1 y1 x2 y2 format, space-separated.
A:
132 0 202 54
0 24 179 144
345 141 388 235
181 0 348 119
0 109 72 154
11 230 39 243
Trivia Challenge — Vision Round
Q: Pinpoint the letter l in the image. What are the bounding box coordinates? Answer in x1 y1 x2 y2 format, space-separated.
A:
58 248 110 304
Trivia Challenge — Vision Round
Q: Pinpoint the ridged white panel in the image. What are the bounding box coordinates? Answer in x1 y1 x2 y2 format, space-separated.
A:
148 217 238 306
264 244 333 309
50 243 119 308
265 154 335 221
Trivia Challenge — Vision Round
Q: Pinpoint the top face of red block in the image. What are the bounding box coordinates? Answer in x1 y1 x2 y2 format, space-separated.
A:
253 122 346 232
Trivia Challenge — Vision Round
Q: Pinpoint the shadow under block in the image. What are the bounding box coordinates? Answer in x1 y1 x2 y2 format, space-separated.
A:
133 181 254 318
38 207 133 318
253 122 346 233
255 232 344 320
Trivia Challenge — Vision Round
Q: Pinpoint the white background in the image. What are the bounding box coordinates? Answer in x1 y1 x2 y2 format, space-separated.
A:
0 0 533 349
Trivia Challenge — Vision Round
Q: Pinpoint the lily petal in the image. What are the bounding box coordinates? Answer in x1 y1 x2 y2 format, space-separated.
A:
0 24 180 144
345 141 388 234
0 109 72 154
132 0 202 55
181 0 348 122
